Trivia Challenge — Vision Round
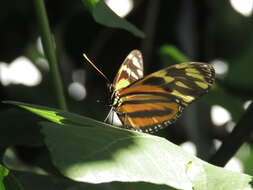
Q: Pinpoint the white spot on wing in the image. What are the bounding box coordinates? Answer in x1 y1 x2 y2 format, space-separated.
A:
132 57 141 68
125 67 138 79
127 54 134 59
136 69 143 77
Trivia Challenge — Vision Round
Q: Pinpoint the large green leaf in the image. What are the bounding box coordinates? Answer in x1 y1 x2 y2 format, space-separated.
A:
40 121 253 190
14 171 171 190
3 101 106 129
81 0 145 38
4 101 253 190
0 108 43 147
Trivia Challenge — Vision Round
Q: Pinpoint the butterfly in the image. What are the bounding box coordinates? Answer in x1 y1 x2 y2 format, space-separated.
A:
84 50 215 133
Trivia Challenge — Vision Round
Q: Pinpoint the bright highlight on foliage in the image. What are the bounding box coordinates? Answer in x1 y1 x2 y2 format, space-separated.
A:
36 37 44 55
180 141 196 155
105 0 133 17
210 59 228 77
36 57 49 71
0 57 42 86
68 82 87 101
243 100 252 110
230 0 253 16
225 157 243 172
211 105 231 126
225 121 236 132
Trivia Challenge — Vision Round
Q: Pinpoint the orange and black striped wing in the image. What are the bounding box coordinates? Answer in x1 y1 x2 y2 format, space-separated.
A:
114 62 215 132
113 50 143 92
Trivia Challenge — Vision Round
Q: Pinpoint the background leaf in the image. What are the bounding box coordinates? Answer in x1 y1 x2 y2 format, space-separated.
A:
0 165 9 190
81 0 145 38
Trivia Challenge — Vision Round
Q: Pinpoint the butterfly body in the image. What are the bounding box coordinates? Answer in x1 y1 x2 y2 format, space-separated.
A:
107 50 215 133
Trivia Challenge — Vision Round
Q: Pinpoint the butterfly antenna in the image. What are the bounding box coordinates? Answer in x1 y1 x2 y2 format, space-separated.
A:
83 53 110 83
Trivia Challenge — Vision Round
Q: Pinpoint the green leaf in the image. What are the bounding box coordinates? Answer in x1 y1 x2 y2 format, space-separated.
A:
3 101 106 129
0 108 43 147
14 171 172 190
40 122 193 189
0 165 8 190
82 0 100 9
3 175 23 190
81 0 145 38
4 101 253 189
159 45 189 66
0 165 23 190
40 121 253 190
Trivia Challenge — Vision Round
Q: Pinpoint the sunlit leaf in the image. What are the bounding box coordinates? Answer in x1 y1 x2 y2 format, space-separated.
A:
14 171 172 190
3 101 106 129
40 121 253 190
4 101 253 189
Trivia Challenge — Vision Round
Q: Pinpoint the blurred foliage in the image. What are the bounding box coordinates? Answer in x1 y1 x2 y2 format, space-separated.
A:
0 165 9 190
159 45 189 64
1 0 253 189
81 0 145 37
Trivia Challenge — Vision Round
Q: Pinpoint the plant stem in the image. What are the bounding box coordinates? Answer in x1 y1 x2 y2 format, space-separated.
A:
34 0 68 111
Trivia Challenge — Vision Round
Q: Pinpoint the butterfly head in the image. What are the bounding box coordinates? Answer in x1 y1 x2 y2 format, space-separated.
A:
105 83 118 108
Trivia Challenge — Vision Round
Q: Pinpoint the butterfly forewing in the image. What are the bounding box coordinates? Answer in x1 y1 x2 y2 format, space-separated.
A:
114 61 215 132
113 50 143 92
141 62 215 105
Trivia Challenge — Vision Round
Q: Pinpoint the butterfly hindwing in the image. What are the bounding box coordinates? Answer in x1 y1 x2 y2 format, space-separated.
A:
113 50 143 92
116 93 184 132
113 61 215 132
